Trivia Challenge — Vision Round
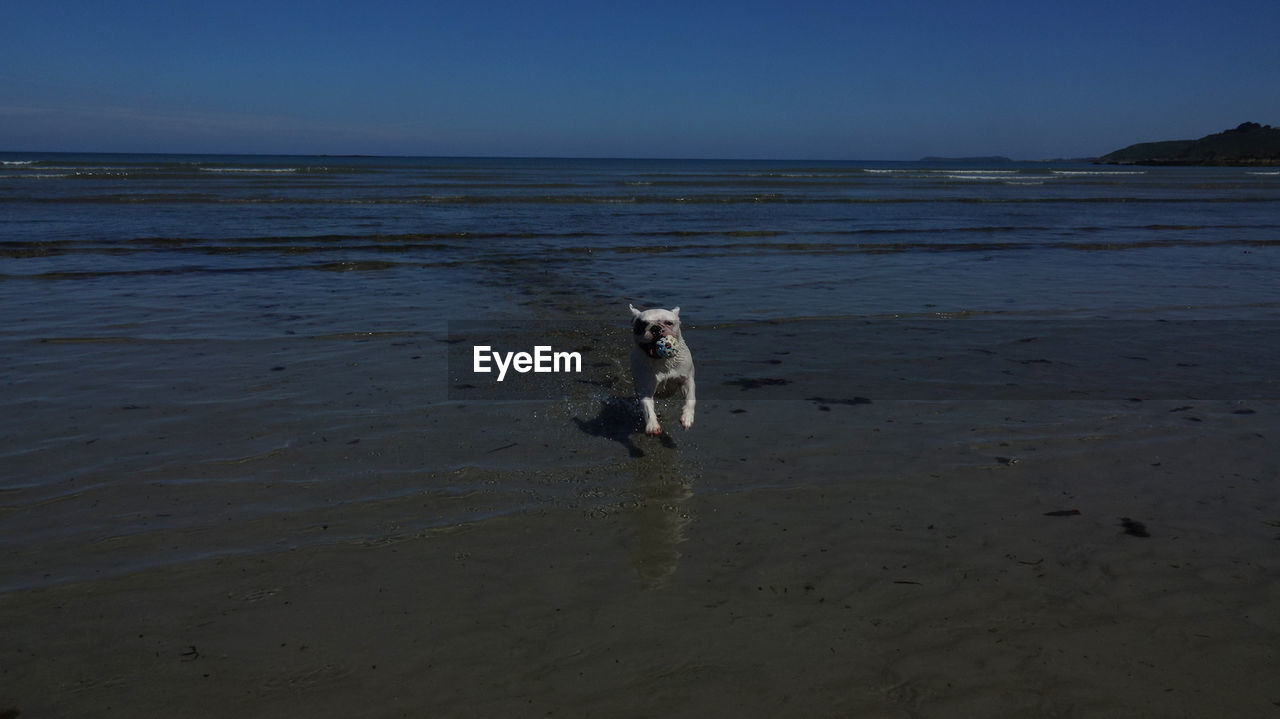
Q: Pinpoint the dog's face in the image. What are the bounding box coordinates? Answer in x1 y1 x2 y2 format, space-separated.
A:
629 305 681 358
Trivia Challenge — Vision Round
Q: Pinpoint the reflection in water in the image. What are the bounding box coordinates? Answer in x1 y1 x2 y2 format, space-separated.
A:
625 445 694 588
574 396 695 587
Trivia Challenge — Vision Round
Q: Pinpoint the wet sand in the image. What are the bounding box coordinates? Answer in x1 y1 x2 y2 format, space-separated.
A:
4 395 1279 718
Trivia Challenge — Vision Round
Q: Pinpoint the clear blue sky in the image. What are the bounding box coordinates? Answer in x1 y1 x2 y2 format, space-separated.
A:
3 0 1278 159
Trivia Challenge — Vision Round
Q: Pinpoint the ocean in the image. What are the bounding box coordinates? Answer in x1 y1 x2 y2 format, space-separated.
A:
3 154 1280 321
3 152 1280 589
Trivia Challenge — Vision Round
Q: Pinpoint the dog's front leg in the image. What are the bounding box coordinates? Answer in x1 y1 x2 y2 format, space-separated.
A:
680 375 696 430
640 395 662 435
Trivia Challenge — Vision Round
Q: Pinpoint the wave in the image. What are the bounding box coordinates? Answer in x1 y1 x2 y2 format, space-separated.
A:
8 234 1279 280
0 161 350 178
199 167 302 174
5 223 1277 263
861 169 1026 178
6 192 1280 206
1052 170 1146 176
743 172 851 178
550 236 1280 258
944 173 1022 181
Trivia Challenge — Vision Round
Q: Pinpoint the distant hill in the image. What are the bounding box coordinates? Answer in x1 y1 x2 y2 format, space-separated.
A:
1099 122 1280 166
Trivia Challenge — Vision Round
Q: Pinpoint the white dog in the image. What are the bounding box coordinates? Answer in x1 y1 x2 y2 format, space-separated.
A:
629 304 696 435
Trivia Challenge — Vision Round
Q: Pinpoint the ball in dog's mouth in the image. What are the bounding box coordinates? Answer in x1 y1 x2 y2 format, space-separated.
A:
651 335 678 358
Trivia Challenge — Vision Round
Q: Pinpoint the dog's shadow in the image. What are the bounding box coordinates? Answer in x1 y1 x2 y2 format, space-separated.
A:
573 396 677 457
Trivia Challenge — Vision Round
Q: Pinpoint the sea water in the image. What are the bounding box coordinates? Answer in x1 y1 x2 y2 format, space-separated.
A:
4 154 1280 322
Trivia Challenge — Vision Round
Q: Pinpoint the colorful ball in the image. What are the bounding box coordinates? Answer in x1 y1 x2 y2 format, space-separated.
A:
655 335 678 358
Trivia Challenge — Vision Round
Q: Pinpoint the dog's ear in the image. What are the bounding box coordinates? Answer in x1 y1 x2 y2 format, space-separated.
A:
672 307 681 319
629 303 643 319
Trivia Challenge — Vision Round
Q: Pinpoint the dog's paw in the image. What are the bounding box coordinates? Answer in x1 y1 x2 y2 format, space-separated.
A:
680 414 694 430
645 423 663 436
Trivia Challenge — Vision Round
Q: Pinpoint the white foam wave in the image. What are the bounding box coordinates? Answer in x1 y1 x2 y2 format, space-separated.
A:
2 160 35 166
26 165 132 173
944 173 1016 181
743 172 839 178
199 167 300 173
1052 170 1146 176
1247 171 1280 176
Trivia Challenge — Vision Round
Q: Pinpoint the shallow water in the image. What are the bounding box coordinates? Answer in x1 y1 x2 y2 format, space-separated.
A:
3 153 1279 588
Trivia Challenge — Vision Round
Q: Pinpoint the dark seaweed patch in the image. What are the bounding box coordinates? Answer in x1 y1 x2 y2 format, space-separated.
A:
1120 517 1151 537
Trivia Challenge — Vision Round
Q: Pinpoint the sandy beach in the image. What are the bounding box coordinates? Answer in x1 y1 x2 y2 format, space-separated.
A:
4 393 1279 718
